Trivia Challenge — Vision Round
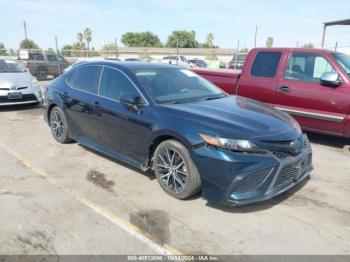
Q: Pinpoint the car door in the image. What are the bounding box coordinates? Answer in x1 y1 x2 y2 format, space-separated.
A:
276 51 348 136
237 51 282 105
64 65 102 142
95 66 152 163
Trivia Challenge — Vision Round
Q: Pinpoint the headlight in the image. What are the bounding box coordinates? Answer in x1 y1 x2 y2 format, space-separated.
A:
199 133 264 153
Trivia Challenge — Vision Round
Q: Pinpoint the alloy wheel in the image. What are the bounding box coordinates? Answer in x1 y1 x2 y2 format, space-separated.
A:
156 147 188 193
50 110 65 140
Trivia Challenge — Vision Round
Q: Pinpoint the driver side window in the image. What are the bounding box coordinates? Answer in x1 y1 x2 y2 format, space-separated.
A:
99 67 140 101
284 53 335 82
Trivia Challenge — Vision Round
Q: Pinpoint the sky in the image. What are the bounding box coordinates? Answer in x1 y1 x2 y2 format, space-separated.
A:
0 0 349 50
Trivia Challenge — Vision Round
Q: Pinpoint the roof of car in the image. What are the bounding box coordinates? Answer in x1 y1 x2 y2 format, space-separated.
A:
78 60 180 70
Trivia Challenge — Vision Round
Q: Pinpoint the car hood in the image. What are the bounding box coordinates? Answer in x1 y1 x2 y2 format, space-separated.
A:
0 72 33 88
162 96 301 141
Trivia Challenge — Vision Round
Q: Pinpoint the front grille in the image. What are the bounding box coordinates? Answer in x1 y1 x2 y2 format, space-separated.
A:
275 163 299 188
17 87 28 90
0 88 10 91
0 94 37 103
233 167 273 193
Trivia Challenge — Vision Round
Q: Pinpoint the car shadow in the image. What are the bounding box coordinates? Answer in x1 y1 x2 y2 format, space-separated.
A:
79 145 156 181
306 132 349 149
0 104 42 112
205 176 310 213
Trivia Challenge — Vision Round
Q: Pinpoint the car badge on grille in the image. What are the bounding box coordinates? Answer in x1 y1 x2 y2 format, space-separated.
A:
10 86 17 91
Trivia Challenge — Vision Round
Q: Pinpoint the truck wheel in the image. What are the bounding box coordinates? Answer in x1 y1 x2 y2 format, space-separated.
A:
153 139 201 200
37 69 48 81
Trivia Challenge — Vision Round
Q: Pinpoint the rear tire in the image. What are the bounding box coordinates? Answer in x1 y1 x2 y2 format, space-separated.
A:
153 140 201 199
49 106 72 143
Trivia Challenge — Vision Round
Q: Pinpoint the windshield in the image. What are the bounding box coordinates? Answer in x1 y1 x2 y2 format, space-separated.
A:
332 53 350 77
134 68 226 104
0 59 26 73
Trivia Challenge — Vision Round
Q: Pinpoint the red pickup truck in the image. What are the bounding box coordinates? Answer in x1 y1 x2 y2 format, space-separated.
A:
194 48 350 138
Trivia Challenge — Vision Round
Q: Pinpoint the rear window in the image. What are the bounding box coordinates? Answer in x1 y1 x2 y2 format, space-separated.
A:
28 53 44 61
73 66 101 94
251 52 281 78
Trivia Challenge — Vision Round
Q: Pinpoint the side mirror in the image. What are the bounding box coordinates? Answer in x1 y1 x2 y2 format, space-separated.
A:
119 94 144 111
320 72 342 87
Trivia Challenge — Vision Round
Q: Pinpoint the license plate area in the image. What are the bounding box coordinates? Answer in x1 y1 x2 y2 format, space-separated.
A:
8 92 23 100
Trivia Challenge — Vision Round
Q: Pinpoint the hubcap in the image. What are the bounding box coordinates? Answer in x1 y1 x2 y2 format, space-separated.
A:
51 110 65 139
156 147 188 193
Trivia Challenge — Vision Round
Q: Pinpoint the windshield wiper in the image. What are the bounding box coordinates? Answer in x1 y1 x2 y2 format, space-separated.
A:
201 94 227 101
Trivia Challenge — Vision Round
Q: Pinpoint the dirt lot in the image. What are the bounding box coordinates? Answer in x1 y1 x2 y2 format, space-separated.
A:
0 101 349 255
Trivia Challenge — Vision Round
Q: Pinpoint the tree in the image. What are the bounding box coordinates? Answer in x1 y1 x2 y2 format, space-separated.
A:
77 33 84 45
206 33 214 48
303 43 314 48
101 42 118 58
83 28 92 50
166 30 199 48
265 37 274 48
19 39 39 49
240 48 249 53
61 45 73 57
0 42 7 55
121 32 162 47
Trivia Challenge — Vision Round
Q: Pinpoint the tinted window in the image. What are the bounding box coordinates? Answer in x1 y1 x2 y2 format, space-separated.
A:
73 66 100 94
29 53 44 61
332 52 350 77
99 67 140 100
47 54 58 61
284 53 335 82
251 52 281 78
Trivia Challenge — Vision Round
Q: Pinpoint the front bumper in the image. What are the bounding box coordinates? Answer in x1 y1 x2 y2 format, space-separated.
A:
191 135 313 206
0 85 42 106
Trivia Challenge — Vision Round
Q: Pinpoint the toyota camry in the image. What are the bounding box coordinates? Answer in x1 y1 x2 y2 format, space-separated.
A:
44 61 313 205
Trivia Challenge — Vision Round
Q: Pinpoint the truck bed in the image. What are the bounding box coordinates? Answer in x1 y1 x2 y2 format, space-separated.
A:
192 68 240 94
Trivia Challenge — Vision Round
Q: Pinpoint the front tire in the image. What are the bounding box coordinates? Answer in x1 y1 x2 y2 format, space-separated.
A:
49 106 72 143
153 140 201 199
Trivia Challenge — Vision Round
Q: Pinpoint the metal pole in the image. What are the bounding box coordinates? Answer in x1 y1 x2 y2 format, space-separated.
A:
23 21 28 41
321 25 326 48
335 41 338 51
234 40 240 70
55 36 61 75
254 26 258 48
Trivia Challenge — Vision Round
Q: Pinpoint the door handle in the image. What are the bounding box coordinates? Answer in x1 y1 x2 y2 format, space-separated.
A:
94 101 100 107
62 91 69 99
278 86 290 93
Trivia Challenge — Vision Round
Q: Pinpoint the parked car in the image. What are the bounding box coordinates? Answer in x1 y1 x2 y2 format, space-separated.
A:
227 53 248 70
162 55 190 68
44 61 312 205
0 58 42 106
124 58 142 61
188 59 207 68
193 48 350 138
18 50 70 80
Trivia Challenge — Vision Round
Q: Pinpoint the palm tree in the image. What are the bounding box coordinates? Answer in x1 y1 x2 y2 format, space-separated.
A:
77 33 84 45
83 28 92 51
206 33 214 48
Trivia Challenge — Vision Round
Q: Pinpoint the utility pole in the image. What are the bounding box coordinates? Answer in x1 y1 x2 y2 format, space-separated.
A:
234 40 240 70
55 36 61 75
254 25 258 48
23 21 28 41
335 41 338 51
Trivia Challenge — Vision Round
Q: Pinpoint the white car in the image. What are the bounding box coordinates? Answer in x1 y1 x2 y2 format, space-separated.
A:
162 55 190 68
0 58 42 106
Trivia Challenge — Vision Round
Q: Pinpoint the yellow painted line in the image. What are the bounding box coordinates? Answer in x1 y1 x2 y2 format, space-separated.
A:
0 141 183 256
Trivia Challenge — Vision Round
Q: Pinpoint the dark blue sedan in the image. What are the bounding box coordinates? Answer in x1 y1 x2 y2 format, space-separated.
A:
44 61 313 205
